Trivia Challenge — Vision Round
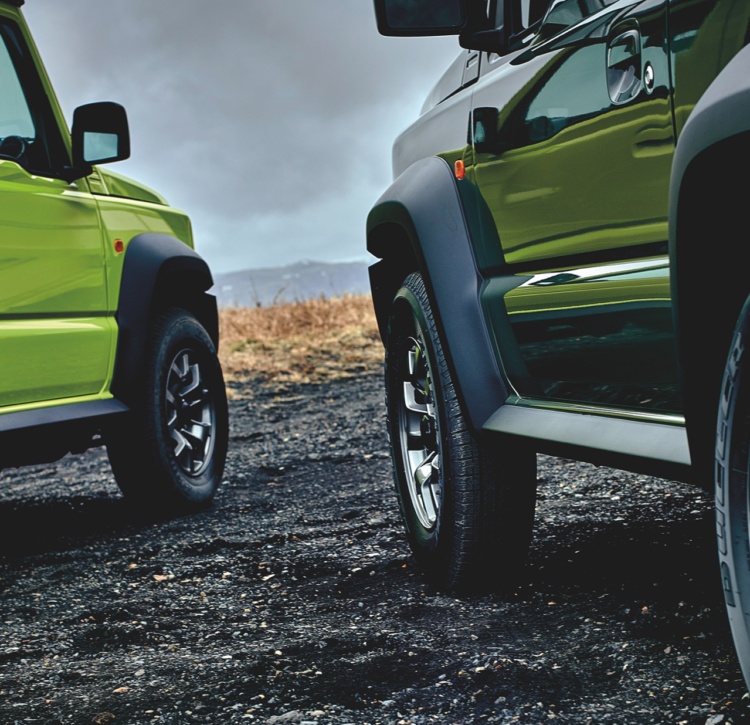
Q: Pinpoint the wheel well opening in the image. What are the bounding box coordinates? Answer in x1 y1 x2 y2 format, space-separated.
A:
368 221 419 340
152 269 219 347
673 132 750 486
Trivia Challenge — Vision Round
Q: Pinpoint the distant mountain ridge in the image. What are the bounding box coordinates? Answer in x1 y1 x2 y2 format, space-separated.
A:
211 259 371 308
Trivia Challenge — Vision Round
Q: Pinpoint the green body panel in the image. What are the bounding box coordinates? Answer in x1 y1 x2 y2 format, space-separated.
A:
0 4 194 415
95 195 193 312
466 0 678 412
0 317 116 407
98 167 169 206
0 164 106 315
0 161 112 405
474 92 673 265
471 1 673 264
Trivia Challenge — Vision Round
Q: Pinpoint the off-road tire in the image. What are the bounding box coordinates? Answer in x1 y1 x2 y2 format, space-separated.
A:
716 294 750 689
107 307 228 511
385 272 537 591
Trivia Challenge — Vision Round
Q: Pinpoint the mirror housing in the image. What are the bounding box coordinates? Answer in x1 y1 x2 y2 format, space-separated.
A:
373 0 488 36
69 101 130 180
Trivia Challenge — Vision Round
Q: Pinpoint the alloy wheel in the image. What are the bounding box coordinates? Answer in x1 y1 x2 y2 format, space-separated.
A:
165 348 217 477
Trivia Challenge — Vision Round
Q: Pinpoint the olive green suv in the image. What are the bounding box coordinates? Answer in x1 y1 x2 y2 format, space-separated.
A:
0 0 227 510
369 0 750 689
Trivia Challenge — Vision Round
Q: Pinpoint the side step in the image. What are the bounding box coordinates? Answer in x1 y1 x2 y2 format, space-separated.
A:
483 404 694 484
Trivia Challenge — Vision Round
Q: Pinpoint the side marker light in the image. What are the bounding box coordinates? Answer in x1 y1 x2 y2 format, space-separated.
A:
114 239 124 253
454 159 466 180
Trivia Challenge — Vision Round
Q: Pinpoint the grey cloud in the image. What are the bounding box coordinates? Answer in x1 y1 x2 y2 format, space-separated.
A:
23 1 459 271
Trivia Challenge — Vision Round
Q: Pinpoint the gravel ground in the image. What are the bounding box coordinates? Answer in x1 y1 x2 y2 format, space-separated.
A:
1 371 749 725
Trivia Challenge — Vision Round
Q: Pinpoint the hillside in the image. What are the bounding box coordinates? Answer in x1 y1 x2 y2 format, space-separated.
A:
212 260 371 308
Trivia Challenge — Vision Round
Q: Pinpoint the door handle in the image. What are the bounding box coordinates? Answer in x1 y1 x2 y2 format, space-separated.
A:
607 29 642 104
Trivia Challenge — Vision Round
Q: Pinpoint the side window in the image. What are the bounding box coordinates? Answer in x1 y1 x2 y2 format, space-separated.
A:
0 37 34 139
0 21 67 176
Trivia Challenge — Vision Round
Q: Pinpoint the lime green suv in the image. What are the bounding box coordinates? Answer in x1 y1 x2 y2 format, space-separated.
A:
0 0 228 510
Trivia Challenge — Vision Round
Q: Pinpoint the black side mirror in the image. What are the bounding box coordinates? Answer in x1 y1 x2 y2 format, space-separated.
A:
373 0 486 36
71 101 130 169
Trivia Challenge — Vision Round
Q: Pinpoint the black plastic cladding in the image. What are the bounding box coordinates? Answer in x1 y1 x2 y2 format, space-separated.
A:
112 232 217 406
367 155 509 432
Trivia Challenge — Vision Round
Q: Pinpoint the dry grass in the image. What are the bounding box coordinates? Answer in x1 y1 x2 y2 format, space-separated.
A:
218 294 384 389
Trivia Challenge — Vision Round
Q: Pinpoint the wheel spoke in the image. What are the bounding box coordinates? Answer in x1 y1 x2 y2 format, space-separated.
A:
171 427 190 458
180 363 201 397
403 381 428 414
171 352 190 380
405 450 439 524
420 479 439 524
186 422 208 445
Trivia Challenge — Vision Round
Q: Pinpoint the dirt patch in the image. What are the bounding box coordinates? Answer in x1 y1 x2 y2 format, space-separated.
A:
218 296 382 387
1 371 748 724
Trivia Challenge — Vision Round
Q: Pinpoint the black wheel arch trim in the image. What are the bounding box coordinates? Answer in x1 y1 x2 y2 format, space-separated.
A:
367 156 510 432
669 43 750 483
111 232 218 406
670 41 750 315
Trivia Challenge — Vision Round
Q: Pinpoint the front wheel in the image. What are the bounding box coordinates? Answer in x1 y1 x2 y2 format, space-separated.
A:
107 307 229 512
385 272 537 591
716 295 750 691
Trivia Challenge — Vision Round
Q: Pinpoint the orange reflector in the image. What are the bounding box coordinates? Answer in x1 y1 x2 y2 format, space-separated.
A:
454 159 466 180
114 239 124 253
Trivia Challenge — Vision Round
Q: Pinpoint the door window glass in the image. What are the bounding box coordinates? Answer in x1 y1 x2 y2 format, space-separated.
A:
0 22 66 175
0 38 34 139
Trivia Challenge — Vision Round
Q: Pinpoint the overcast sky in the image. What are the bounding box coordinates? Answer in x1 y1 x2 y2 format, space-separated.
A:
22 1 458 275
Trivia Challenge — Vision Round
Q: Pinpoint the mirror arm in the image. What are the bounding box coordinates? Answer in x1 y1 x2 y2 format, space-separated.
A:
459 27 509 53
60 163 93 184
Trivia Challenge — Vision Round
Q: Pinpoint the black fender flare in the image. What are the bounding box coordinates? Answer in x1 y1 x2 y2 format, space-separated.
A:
366 155 509 432
669 43 750 213
669 43 750 483
111 232 218 406
669 42 750 296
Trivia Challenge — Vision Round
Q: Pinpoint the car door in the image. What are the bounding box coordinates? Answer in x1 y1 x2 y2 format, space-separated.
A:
0 15 112 409
472 0 681 413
